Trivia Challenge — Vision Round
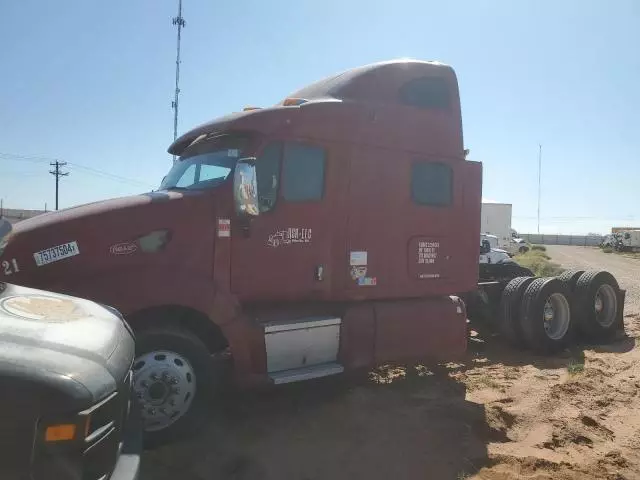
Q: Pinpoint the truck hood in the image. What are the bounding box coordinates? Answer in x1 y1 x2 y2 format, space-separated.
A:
11 191 183 235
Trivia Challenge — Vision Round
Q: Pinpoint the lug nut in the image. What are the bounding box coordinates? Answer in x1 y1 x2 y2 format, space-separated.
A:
171 387 180 395
150 373 159 381
169 377 178 385
162 371 170 380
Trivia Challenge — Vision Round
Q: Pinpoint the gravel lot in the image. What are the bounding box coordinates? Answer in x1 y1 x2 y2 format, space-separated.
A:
546 245 640 317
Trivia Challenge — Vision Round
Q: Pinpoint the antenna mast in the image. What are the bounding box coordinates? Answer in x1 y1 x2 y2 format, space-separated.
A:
171 0 186 146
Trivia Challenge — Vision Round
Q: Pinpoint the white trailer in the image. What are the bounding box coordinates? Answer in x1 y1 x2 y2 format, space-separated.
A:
618 230 640 252
481 203 513 250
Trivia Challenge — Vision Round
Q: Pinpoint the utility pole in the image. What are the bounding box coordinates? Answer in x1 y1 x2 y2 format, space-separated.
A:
171 0 186 161
49 161 69 211
537 144 542 234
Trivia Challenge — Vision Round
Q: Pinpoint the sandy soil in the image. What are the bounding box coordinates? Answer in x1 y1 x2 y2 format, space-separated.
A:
141 246 640 480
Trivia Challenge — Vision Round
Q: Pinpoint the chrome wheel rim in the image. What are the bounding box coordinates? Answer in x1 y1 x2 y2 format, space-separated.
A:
595 284 617 327
132 350 196 432
543 293 570 340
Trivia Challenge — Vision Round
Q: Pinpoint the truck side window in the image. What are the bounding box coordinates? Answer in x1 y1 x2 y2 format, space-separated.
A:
282 143 325 202
399 77 451 109
411 161 452 206
256 142 282 213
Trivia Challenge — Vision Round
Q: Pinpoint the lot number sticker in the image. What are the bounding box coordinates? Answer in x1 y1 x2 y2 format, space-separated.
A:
33 241 80 267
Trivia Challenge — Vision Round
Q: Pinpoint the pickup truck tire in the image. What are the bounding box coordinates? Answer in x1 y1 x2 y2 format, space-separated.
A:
557 269 586 292
133 325 219 447
573 270 621 342
519 277 572 353
498 276 535 346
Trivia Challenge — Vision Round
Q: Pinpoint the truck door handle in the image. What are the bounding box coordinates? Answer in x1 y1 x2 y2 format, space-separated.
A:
315 265 324 281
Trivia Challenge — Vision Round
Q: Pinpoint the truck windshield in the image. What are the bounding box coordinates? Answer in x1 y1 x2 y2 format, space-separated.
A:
160 148 238 191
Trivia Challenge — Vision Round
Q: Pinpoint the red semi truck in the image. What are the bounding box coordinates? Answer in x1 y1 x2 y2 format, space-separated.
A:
0 60 623 444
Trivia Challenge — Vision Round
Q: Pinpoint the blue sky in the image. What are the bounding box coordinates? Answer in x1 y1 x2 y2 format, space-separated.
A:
1 0 639 234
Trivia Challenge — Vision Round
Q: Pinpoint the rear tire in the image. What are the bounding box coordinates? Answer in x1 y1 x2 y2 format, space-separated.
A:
133 325 223 447
557 269 586 292
573 270 621 342
498 276 536 346
519 277 572 353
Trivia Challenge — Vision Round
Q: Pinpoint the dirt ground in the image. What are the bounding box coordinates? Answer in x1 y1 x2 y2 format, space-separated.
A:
142 246 640 480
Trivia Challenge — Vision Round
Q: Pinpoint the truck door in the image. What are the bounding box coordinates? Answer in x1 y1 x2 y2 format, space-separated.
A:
230 140 333 301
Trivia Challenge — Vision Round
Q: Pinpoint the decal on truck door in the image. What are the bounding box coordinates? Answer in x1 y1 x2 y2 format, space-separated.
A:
217 218 231 238
417 241 439 264
267 227 312 248
410 237 447 280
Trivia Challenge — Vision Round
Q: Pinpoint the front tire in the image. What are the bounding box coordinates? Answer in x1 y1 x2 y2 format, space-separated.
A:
133 325 218 446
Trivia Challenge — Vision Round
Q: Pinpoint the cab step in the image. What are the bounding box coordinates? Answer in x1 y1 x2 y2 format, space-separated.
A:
269 362 344 384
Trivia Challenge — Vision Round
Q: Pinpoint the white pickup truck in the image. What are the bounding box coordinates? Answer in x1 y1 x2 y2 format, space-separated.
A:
479 234 512 264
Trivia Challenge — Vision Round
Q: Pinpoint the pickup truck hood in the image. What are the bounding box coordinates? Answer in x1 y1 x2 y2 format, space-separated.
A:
0 283 134 406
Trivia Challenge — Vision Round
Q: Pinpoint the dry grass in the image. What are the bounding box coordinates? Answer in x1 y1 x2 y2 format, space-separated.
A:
514 250 565 277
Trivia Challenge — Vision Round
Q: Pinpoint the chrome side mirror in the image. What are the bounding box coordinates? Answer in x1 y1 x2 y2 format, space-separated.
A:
233 158 259 219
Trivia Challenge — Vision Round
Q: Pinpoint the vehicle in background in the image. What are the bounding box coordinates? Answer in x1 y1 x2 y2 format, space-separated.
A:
0 60 625 445
601 234 618 248
615 230 640 252
481 202 512 250
479 235 512 264
510 236 529 254
481 233 527 257
0 219 141 480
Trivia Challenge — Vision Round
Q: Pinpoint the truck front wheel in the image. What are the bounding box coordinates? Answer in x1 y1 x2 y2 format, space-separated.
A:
132 325 218 446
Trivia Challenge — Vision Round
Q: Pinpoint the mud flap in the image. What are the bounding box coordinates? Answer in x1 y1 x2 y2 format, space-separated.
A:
617 289 627 334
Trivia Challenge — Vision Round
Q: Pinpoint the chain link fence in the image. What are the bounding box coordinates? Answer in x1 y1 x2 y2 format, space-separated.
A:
519 234 603 246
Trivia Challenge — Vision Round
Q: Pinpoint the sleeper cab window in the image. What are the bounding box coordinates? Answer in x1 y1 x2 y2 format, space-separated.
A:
411 161 453 207
399 76 451 109
282 143 325 202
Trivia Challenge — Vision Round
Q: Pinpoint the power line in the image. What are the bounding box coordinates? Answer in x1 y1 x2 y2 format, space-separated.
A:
49 161 69 211
66 162 155 188
0 151 154 188
0 152 51 164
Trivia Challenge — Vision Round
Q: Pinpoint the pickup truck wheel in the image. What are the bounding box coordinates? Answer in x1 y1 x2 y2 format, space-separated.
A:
133 326 217 446
573 270 620 341
498 276 535 346
519 277 572 353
